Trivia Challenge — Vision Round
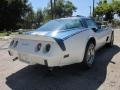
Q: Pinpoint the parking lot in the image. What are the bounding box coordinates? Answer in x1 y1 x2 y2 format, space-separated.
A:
0 29 120 90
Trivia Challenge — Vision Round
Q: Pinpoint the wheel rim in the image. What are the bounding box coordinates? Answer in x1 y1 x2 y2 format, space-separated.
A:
86 44 95 66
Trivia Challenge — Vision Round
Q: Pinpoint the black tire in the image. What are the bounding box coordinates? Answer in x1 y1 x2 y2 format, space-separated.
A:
83 41 95 69
107 32 114 47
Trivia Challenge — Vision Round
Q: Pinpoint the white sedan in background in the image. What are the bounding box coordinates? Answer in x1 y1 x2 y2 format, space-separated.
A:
8 16 114 69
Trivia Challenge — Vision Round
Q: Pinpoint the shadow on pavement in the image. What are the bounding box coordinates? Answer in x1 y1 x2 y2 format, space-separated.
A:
6 45 120 90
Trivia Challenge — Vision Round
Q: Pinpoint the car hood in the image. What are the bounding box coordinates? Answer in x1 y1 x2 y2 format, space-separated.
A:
25 28 85 40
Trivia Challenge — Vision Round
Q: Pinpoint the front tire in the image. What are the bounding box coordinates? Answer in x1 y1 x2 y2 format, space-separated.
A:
107 32 114 47
83 42 95 69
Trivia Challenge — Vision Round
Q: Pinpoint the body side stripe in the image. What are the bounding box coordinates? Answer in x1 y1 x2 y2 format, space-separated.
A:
63 29 88 40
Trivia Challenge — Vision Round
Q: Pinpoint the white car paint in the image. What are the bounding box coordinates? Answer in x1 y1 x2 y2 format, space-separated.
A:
8 17 113 67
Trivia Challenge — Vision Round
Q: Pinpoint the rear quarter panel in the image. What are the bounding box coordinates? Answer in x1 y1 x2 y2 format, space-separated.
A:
60 29 94 65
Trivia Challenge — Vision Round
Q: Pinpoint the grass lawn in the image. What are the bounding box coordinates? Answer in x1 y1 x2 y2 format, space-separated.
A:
0 32 7 36
0 32 18 37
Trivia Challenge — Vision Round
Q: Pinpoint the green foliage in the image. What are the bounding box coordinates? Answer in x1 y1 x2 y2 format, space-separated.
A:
112 1 120 16
112 19 120 27
0 32 7 36
22 8 44 29
35 9 44 28
22 9 35 29
95 0 120 22
64 1 77 16
0 0 9 30
44 0 76 20
94 0 114 21
0 0 76 30
0 0 31 31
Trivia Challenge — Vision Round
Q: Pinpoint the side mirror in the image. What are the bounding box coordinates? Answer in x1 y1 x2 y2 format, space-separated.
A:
92 28 98 32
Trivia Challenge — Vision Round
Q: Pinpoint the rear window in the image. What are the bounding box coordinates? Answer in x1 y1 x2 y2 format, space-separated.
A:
36 18 83 31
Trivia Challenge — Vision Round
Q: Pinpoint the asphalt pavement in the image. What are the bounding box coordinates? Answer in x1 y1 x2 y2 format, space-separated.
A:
0 29 120 90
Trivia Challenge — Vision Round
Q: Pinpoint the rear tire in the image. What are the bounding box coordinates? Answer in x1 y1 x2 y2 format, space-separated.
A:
83 41 95 69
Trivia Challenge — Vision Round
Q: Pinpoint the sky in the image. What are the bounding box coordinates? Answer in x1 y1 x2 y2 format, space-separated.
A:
29 0 101 17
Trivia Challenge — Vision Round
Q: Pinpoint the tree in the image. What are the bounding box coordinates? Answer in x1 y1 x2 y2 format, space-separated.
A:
23 9 44 29
8 0 32 30
0 0 8 31
35 9 44 28
112 1 120 16
112 19 120 27
44 0 76 20
0 0 31 31
94 0 120 22
64 1 76 16
22 8 35 29
94 0 113 21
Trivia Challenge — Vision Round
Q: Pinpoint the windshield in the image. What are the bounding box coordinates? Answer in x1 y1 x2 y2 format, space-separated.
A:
36 18 82 31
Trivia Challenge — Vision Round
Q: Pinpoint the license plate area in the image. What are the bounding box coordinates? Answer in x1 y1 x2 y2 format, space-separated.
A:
19 53 30 63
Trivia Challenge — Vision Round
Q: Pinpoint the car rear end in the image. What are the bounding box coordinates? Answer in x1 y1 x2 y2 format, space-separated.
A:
8 35 65 67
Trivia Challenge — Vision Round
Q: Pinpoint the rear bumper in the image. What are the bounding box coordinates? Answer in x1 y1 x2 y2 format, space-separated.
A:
8 49 62 67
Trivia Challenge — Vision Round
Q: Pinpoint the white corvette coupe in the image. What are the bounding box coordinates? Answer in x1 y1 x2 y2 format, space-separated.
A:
8 16 114 68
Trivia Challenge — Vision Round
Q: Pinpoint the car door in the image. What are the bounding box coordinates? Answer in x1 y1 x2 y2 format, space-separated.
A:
95 27 108 48
85 19 107 49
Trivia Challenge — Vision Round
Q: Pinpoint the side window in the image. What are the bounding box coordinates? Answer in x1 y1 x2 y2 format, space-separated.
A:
86 19 97 29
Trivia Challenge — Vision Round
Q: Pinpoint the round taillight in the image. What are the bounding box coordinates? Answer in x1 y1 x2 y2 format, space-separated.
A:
36 43 41 52
45 44 51 52
14 41 18 47
10 40 14 46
